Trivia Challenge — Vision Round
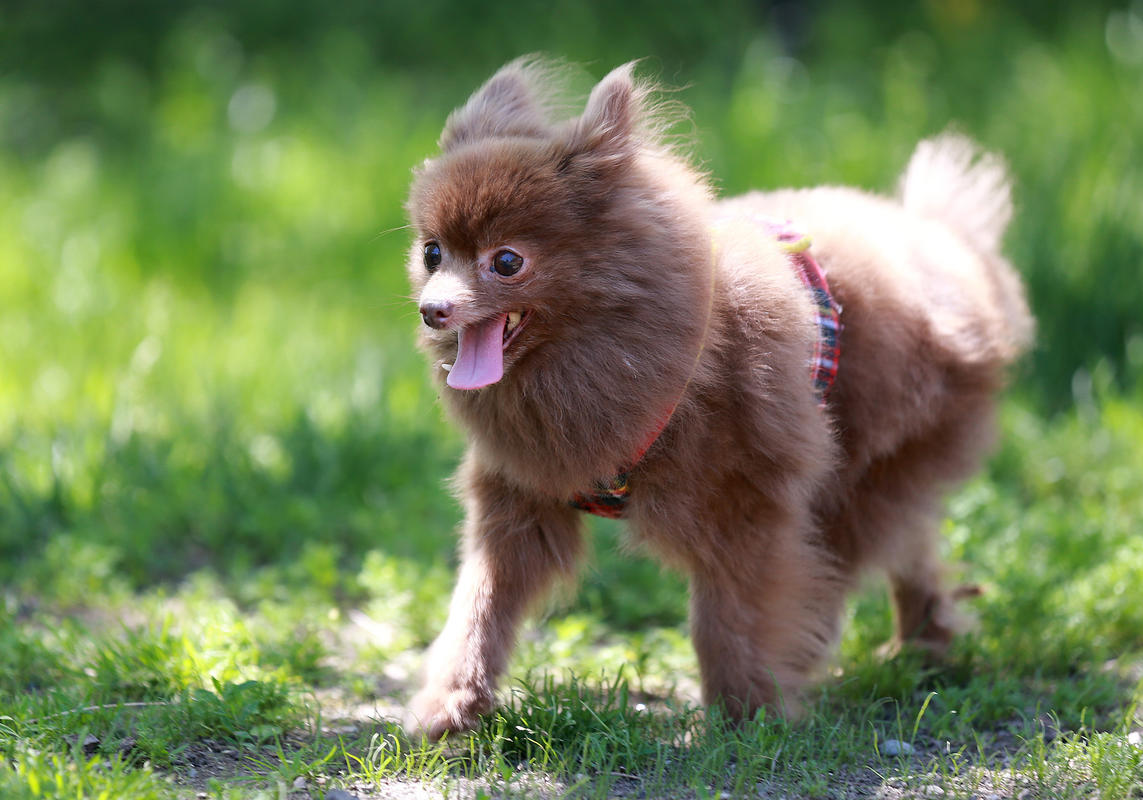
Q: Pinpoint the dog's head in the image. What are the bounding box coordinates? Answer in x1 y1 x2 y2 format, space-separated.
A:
404 59 716 487
406 59 710 393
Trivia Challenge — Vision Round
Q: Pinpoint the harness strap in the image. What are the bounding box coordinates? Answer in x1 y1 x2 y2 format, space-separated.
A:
764 219 841 407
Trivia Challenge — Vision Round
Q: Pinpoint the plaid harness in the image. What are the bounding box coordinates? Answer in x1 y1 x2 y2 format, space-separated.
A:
765 218 842 403
570 218 841 519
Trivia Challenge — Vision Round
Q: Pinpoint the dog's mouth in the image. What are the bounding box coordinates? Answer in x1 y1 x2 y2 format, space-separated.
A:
443 309 531 390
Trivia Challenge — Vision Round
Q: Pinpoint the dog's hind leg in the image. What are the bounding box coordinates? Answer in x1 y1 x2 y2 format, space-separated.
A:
826 456 969 656
885 517 964 654
827 392 999 656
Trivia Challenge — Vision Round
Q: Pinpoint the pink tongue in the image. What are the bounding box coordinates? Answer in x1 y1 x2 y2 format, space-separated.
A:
447 313 508 390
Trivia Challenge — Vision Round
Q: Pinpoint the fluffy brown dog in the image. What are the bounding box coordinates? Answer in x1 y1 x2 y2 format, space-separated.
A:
403 59 1032 739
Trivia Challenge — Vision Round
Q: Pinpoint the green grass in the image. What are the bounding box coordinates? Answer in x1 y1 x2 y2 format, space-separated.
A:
2 1 1143 797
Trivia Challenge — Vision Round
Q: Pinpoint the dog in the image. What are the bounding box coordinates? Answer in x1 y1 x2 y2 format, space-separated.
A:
402 58 1032 739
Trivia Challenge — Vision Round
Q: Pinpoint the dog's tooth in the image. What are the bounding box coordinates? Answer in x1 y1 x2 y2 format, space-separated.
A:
441 363 452 372
507 311 522 332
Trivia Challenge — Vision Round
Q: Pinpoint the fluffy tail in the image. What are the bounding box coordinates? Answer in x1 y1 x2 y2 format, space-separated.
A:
902 133 1034 362
899 133 1012 255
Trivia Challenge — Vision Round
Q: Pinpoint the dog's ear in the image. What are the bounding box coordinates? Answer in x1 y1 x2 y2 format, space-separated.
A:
440 59 552 151
561 62 643 174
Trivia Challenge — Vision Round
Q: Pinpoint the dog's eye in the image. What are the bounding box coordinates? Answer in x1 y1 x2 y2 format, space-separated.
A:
423 242 442 271
492 249 523 277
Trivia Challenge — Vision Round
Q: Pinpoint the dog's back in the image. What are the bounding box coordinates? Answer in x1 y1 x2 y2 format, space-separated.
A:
730 135 1032 476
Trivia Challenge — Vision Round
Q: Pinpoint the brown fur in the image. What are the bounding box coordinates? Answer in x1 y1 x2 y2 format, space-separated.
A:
402 59 1033 739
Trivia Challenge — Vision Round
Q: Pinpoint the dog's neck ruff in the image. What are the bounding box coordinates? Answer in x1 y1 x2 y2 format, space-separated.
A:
570 217 841 520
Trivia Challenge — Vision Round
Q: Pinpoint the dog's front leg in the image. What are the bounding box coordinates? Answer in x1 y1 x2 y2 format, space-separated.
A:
686 511 844 723
406 456 584 740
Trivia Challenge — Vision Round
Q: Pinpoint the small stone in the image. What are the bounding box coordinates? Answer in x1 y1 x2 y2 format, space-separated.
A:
923 786 946 797
64 733 101 755
881 738 914 757
292 776 307 790
1128 730 1142 747
325 790 360 800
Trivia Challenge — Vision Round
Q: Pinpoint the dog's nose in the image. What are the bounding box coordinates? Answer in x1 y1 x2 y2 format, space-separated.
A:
420 299 454 329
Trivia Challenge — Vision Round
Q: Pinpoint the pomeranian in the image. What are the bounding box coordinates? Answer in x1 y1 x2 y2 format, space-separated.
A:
403 58 1032 739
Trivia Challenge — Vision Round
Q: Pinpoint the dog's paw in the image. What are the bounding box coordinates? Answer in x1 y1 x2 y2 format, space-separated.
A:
876 630 953 665
404 684 494 741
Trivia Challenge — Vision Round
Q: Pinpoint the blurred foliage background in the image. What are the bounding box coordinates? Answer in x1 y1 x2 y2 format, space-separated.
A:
0 0 1140 633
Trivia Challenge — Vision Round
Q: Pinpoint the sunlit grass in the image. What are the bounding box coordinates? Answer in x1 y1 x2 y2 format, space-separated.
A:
3 385 1141 797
